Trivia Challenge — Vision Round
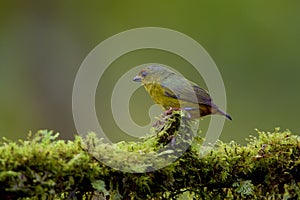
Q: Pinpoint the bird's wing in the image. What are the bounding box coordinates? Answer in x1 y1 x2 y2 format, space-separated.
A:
161 75 212 105
192 84 212 103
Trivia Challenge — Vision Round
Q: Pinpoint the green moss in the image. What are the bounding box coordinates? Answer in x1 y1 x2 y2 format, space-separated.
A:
0 112 300 199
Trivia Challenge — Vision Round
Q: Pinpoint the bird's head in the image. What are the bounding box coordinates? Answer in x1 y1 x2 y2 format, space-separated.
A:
133 65 174 84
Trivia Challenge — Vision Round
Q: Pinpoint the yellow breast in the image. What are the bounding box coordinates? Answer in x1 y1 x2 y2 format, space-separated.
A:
143 83 184 110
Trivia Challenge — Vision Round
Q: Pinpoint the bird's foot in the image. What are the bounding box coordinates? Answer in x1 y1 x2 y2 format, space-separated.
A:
163 107 181 116
153 108 180 132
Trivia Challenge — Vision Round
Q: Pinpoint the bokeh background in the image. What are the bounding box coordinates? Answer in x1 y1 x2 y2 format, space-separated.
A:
1 1 300 144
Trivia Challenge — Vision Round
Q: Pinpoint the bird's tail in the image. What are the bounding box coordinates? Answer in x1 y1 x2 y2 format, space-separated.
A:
217 109 232 120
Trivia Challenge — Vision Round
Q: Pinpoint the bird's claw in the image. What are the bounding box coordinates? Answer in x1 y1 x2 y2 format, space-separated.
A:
164 107 181 116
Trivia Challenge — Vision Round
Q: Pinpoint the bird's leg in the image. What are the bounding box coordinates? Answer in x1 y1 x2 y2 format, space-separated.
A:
153 107 180 131
163 107 181 116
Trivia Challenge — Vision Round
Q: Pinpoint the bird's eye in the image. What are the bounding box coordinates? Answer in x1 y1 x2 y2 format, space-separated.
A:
141 70 147 77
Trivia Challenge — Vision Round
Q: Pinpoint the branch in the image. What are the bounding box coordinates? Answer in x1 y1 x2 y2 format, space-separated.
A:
0 111 299 199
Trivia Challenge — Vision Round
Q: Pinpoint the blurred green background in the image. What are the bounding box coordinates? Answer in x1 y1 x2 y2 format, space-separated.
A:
0 1 299 144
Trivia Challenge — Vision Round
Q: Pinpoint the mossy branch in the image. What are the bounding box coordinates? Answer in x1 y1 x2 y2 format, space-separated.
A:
0 111 300 199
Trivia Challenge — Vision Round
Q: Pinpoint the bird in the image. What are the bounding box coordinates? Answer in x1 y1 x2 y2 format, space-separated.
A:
133 65 232 120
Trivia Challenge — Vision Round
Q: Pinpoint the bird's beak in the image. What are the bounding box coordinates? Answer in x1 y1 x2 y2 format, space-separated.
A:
133 75 142 82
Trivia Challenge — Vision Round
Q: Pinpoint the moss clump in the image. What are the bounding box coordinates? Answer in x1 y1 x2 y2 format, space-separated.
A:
0 112 300 199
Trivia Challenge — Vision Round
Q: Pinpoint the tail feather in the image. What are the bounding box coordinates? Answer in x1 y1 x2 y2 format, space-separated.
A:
217 109 232 120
